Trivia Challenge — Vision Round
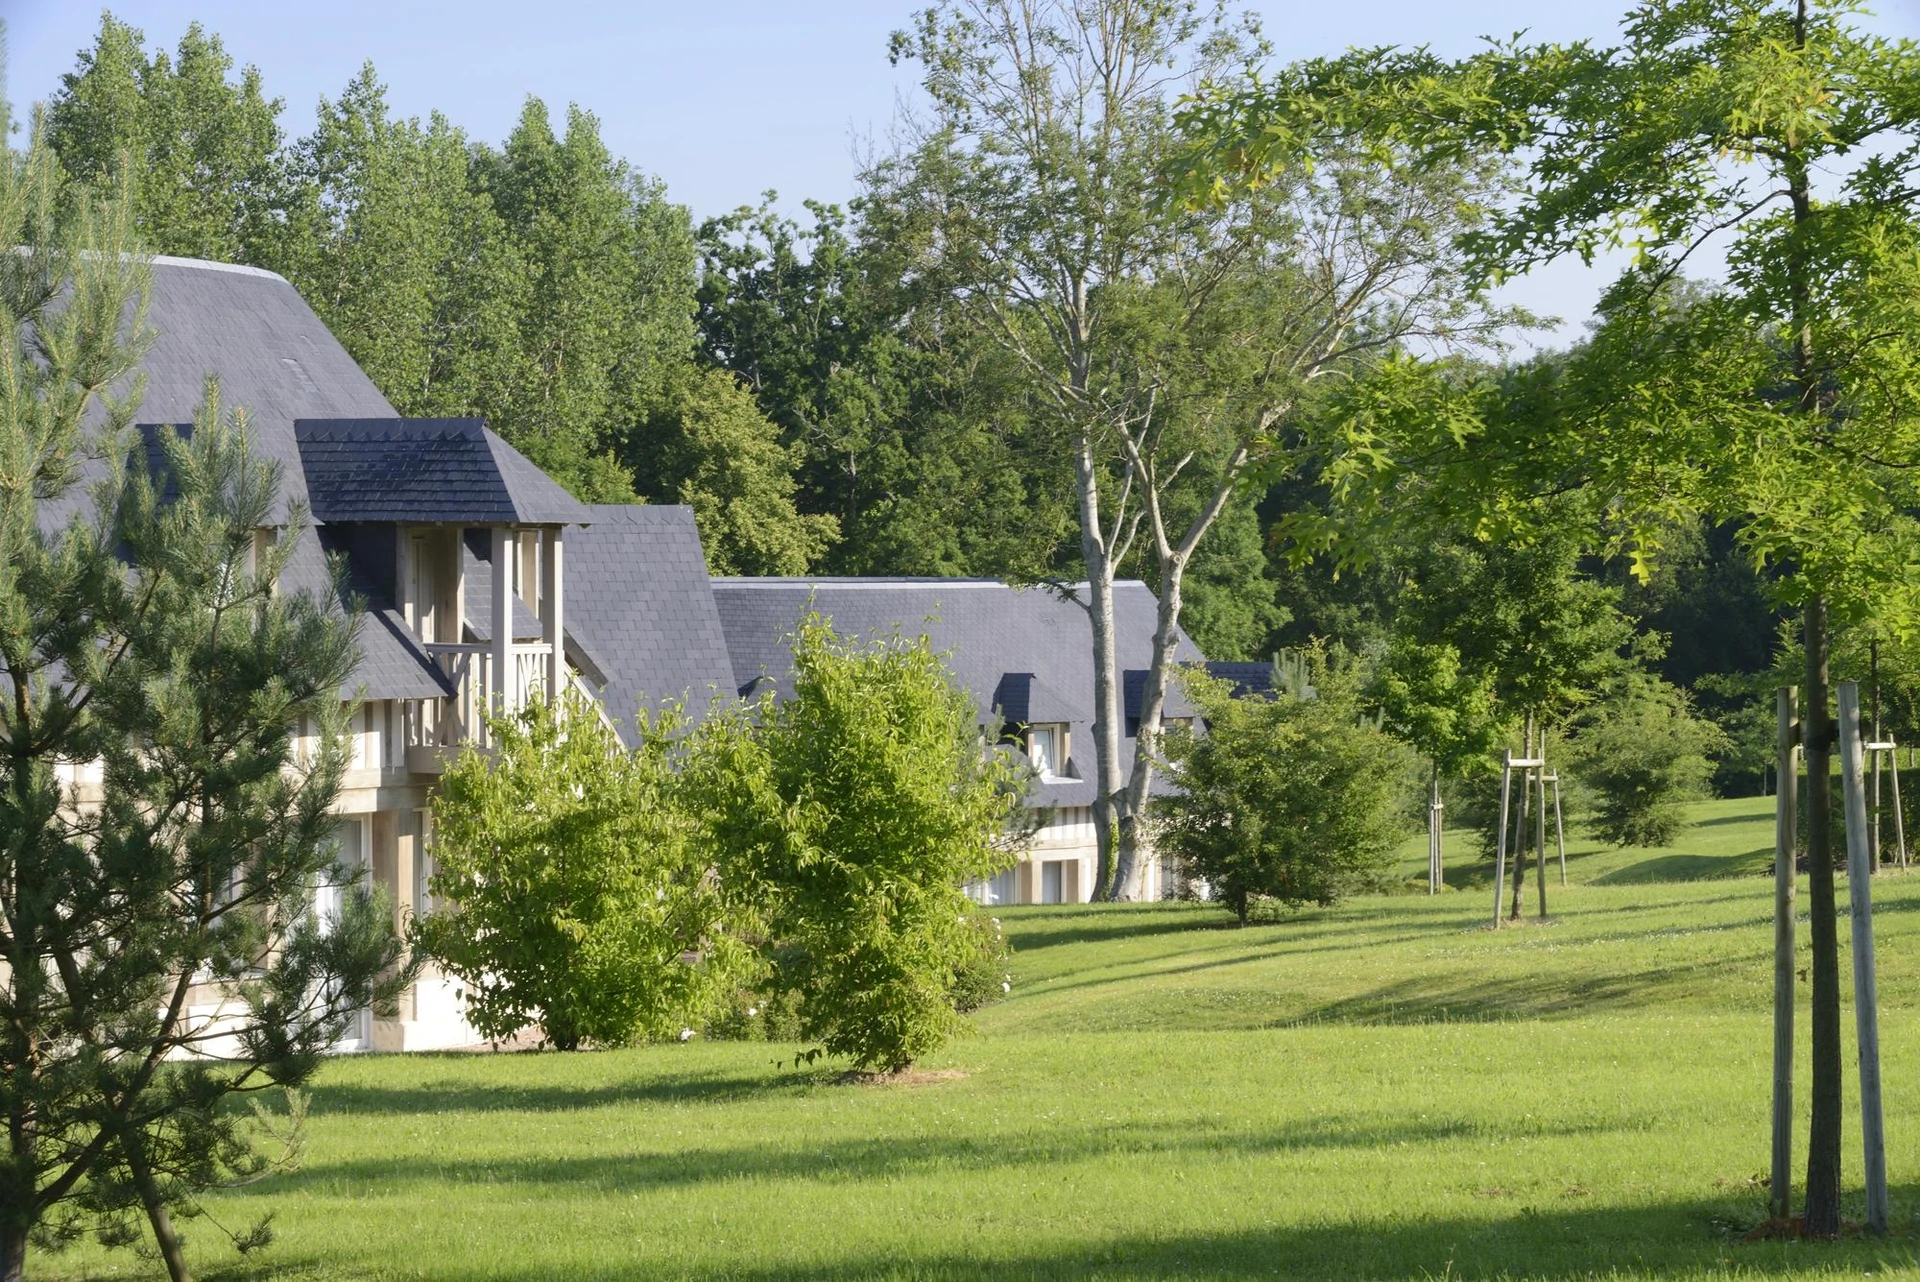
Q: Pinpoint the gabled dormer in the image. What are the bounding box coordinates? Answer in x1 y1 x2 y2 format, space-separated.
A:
293 418 593 765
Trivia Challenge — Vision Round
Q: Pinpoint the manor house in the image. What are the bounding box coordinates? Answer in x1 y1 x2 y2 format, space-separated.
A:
89 256 1203 1050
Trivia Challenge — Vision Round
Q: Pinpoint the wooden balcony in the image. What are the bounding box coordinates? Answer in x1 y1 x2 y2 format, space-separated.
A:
402 641 559 771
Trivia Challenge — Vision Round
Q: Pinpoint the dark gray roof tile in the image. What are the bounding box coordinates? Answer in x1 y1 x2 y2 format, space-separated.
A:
295 419 588 525
562 505 736 744
710 578 1206 808
292 527 455 701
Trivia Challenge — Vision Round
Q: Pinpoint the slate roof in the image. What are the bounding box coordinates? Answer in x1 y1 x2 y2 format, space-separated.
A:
53 258 403 529
299 529 456 701
1204 661 1278 699
561 505 738 744
60 258 588 703
711 578 1206 808
294 419 590 525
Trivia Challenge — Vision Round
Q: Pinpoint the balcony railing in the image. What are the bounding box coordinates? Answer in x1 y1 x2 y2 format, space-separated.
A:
401 641 559 768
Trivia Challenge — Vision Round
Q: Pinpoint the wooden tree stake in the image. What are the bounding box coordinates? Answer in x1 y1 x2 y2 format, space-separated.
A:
1535 758 1548 919
1429 764 1444 895
1838 681 1890 1234
1492 749 1512 930
1550 772 1568 885
1770 687 1798 1222
1891 750 1907 871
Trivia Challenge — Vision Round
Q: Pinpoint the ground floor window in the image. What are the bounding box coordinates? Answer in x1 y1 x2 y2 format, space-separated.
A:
318 815 371 1051
1041 860 1066 904
966 866 1017 906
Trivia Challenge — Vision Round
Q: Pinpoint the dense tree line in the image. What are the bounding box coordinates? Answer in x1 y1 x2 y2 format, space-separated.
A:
28 11 1809 835
32 12 1309 659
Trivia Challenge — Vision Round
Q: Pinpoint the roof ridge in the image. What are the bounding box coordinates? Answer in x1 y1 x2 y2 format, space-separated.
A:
150 255 288 282
711 578 1151 589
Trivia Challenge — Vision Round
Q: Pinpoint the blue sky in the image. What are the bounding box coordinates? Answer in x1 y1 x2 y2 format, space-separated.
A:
6 0 1920 345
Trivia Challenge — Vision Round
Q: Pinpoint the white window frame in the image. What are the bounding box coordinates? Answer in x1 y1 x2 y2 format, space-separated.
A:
1027 723 1068 781
316 815 372 1052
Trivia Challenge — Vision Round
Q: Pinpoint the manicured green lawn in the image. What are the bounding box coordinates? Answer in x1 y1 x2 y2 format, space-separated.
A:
45 795 1920 1279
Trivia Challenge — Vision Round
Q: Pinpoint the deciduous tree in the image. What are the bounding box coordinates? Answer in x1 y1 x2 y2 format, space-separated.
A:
416 692 748 1051
690 616 1029 1073
1192 0 1920 1233
45 13 287 264
1155 650 1406 924
886 0 1502 899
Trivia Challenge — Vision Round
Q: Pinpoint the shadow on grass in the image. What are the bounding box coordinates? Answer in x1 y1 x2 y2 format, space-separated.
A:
1000 904 1237 952
1593 847 1773 885
311 1063 819 1116
1689 809 1778 830
206 1188 1920 1281
1278 951 1757 1026
1014 896 1774 1020
262 1109 1615 1198
1443 844 1770 892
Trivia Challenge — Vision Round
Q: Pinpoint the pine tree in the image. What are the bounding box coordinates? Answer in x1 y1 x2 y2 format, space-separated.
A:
0 119 408 1282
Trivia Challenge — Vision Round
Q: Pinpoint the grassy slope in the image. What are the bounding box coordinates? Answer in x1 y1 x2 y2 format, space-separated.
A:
48 796 1920 1280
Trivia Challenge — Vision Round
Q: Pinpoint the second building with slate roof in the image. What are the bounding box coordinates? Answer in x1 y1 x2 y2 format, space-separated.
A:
712 578 1205 905
87 255 1206 1055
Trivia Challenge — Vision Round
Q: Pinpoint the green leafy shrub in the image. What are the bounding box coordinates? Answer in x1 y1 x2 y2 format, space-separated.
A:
1153 647 1410 924
1566 675 1726 848
949 913 1014 1014
416 691 750 1050
689 615 1029 1072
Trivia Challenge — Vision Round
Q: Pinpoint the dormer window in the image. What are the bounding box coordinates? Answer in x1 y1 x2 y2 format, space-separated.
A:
1027 723 1068 781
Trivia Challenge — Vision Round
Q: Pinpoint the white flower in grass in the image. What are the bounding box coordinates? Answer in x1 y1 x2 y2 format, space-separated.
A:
1001 982 1011 993
747 1007 759 1018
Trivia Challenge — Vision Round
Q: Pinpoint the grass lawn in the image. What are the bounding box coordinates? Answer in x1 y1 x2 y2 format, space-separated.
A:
43 795 1920 1280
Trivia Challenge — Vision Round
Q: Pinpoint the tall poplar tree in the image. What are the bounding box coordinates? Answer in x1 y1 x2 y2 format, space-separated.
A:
472 98 698 502
278 65 528 423
44 13 287 264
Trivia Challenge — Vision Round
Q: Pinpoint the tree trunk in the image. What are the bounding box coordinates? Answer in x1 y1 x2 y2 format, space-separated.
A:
0 1227 25 1282
1803 593 1843 1237
3 1084 33 1282
1075 437 1125 902
5 747 42 1282
1778 11 1845 1220
1113 550 1187 901
124 1129 192 1282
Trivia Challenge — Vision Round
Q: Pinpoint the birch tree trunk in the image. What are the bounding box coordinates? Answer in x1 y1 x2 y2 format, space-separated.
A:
1112 449 1249 900
1077 435 1126 902
1112 547 1185 899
